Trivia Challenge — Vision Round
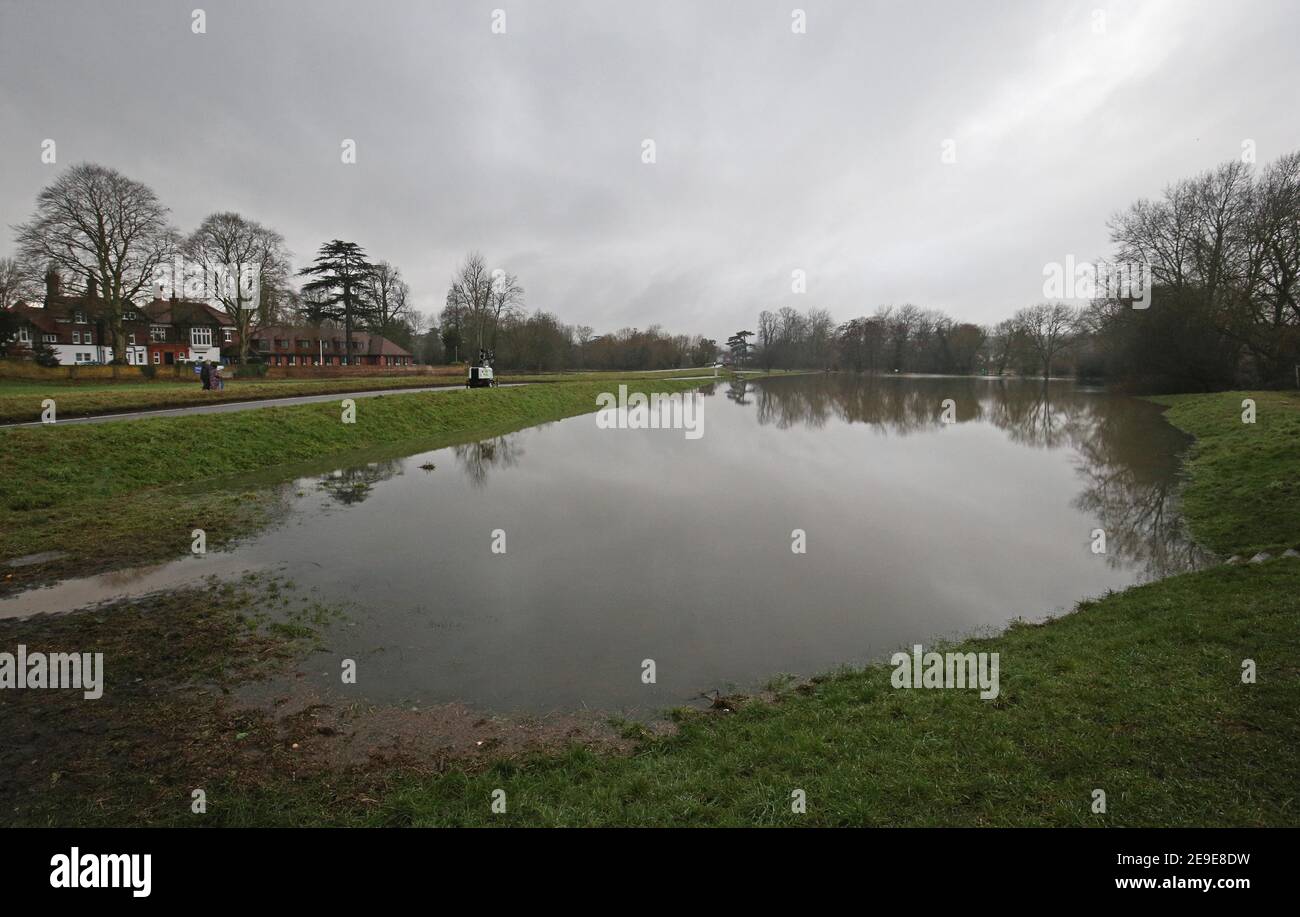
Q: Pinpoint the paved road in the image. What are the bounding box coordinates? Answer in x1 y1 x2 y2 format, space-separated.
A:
1 383 496 429
1 372 732 429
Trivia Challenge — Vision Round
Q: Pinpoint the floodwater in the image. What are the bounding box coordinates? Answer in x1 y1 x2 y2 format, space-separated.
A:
2 375 1212 713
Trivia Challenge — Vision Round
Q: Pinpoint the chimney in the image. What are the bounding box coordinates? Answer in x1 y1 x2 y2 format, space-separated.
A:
44 267 61 304
86 274 98 300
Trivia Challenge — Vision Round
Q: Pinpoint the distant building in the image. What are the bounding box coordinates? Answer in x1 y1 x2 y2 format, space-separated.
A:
139 296 233 367
3 271 235 366
248 326 414 367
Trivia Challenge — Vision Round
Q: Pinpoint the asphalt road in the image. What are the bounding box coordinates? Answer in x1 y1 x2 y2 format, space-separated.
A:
0 383 495 428
1 370 730 429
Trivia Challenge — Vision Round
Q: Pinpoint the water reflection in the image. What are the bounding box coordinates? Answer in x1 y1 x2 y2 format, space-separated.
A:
753 375 1213 578
452 435 525 488
317 460 404 505
726 379 754 405
3 374 1215 713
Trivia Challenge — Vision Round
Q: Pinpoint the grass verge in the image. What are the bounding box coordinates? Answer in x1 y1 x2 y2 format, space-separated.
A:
1149 390 1300 557
0 367 726 424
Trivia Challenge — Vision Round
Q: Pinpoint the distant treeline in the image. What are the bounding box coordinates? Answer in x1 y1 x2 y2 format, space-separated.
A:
415 251 715 371
6 151 1294 386
741 151 1300 392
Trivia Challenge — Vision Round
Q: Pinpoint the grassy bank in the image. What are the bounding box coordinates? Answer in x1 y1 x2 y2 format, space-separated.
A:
1150 390 1300 557
3 387 1297 826
0 367 726 424
0 378 709 590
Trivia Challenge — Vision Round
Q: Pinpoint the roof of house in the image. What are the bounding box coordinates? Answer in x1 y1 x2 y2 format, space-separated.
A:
140 298 233 326
365 334 412 356
9 294 232 327
251 325 413 357
7 302 60 334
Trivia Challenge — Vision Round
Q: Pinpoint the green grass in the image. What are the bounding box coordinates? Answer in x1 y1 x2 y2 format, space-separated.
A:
3 387 1297 827
1150 390 1300 557
0 379 707 513
0 374 456 422
0 378 712 590
0 367 727 423
216 561 1296 827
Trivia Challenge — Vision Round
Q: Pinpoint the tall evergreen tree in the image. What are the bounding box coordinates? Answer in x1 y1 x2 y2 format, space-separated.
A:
297 240 376 365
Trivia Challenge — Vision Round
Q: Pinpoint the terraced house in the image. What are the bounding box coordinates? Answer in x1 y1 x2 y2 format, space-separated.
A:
3 271 235 366
249 325 414 367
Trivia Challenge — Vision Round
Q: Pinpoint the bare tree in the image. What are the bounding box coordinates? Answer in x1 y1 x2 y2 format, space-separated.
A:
366 260 412 338
1014 303 1078 378
184 212 290 363
757 309 778 370
488 268 524 345
446 252 494 356
446 252 524 356
14 163 178 363
0 257 39 310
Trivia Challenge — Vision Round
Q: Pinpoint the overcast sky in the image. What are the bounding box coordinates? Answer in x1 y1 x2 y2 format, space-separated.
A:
2 0 1298 338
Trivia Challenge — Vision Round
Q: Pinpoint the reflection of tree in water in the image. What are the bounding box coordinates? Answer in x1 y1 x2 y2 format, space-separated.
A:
1069 400 1217 579
984 380 1091 450
751 374 1213 578
453 434 523 488
316 459 403 505
726 379 752 405
754 374 989 434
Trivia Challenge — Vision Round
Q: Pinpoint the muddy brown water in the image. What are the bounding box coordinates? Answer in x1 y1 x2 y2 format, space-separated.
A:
1 375 1211 714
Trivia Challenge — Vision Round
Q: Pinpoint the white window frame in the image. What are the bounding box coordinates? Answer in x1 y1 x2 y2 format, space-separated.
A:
191 326 213 347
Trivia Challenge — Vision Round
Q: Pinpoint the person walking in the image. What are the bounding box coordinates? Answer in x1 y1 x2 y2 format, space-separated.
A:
199 360 211 391
213 362 225 391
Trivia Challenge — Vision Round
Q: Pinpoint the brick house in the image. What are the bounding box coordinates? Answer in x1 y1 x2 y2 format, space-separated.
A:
3 271 235 366
139 297 235 367
248 326 414 367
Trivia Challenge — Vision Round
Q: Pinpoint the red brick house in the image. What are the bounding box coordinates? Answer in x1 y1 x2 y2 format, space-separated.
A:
248 326 414 367
3 271 236 366
4 273 116 364
139 297 235 367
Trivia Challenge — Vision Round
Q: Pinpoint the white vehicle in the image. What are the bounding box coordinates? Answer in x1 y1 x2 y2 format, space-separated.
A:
467 351 496 387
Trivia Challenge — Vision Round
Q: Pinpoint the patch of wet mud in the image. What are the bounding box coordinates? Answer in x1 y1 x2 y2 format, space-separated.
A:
232 675 677 773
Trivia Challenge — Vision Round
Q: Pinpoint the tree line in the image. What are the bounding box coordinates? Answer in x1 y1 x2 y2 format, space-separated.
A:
1 163 718 370
735 150 1298 391
6 150 1296 386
